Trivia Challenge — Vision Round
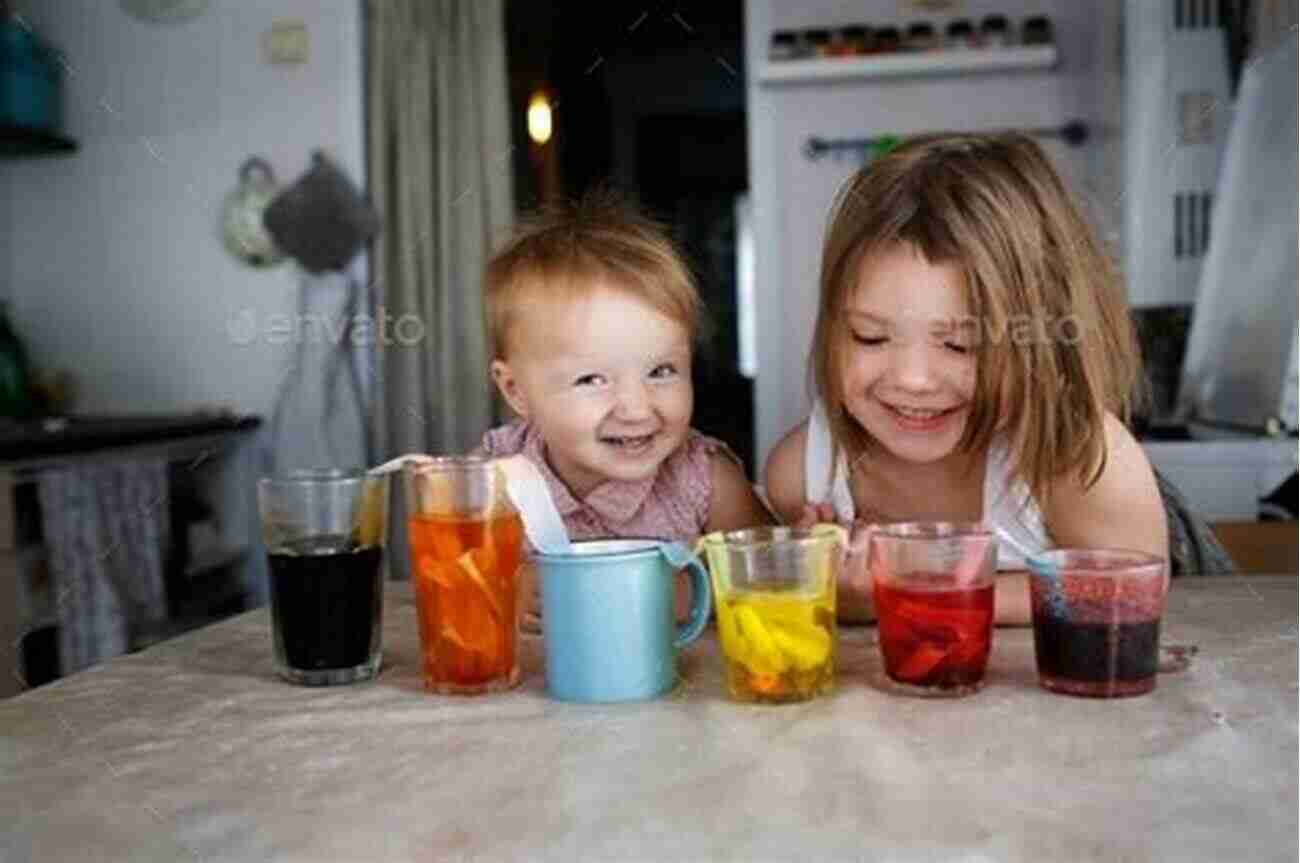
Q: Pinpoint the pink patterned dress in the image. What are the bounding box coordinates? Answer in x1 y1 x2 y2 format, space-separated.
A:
479 421 737 546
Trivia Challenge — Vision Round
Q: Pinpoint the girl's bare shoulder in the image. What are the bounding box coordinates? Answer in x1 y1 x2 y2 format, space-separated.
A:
1043 413 1167 557
763 420 811 524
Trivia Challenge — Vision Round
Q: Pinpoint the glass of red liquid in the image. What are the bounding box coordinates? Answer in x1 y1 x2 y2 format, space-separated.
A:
868 522 996 697
1026 549 1168 698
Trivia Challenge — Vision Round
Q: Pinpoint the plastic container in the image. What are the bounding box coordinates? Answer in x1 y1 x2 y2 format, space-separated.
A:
0 21 62 131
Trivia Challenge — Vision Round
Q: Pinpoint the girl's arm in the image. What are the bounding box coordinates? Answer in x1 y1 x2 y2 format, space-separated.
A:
676 452 773 623
765 422 877 621
999 415 1166 627
705 452 777 533
762 420 810 524
1042 412 1169 563
993 573 1032 625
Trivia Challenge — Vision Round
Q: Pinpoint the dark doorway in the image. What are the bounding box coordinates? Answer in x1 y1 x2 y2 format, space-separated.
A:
637 113 752 473
505 1 755 474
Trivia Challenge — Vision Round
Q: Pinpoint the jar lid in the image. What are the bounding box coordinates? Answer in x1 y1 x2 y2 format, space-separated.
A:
981 14 1009 31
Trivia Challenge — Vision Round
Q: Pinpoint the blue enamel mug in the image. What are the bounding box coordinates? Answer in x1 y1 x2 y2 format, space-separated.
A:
532 539 712 703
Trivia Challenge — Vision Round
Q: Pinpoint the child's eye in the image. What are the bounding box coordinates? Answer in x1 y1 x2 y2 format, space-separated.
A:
573 373 606 387
851 332 887 347
944 342 971 355
648 363 678 379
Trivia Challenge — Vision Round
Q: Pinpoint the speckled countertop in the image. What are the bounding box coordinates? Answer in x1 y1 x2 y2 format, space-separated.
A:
1 577 1295 862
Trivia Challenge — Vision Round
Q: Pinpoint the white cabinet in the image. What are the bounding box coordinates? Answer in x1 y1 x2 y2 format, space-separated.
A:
1143 437 1297 521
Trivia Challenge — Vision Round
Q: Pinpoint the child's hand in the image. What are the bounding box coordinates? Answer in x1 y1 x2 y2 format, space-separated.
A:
838 519 876 623
520 561 542 634
790 504 876 622
793 501 837 529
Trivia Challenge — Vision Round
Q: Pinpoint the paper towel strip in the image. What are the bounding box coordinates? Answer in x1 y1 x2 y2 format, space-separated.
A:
368 453 570 554
368 454 434 474
495 455 572 554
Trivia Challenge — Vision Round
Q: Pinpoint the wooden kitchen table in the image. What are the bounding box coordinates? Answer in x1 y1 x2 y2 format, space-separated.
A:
1 577 1295 862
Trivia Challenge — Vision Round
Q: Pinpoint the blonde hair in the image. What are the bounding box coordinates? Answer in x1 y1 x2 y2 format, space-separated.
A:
484 190 702 359
811 132 1143 503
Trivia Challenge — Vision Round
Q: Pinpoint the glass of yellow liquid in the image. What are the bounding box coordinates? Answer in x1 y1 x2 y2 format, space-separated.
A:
697 525 843 703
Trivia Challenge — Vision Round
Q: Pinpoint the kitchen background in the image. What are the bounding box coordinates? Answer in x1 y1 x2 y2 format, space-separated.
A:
0 0 1295 692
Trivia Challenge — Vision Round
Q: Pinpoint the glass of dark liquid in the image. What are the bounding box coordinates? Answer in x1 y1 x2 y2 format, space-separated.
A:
258 469 390 685
1026 549 1168 698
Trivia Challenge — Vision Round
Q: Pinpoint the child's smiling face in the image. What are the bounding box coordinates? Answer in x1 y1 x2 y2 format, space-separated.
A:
491 286 694 497
840 243 978 466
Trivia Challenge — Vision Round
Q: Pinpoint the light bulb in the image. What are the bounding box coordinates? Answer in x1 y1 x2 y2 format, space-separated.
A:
527 92 553 145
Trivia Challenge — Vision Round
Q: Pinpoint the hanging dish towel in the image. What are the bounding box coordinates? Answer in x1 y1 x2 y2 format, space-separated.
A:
36 460 170 675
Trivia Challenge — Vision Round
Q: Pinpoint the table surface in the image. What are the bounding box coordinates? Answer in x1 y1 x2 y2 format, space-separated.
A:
2 577 1296 862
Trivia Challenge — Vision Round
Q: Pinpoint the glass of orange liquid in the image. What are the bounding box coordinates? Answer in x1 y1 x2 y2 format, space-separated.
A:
403 456 524 694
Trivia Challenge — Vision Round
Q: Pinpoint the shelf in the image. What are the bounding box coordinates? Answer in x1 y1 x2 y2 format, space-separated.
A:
757 45 1058 87
184 545 250 580
0 123 78 157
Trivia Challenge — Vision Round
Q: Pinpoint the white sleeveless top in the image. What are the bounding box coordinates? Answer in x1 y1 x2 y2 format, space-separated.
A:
803 401 1050 569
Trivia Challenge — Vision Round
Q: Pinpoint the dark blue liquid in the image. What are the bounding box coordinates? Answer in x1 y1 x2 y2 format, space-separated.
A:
269 538 383 671
1033 613 1159 684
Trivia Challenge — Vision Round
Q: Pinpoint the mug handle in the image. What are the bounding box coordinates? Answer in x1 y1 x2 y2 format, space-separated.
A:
657 542 713 649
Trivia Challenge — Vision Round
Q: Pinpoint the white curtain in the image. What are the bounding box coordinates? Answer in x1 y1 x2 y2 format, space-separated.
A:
366 0 514 461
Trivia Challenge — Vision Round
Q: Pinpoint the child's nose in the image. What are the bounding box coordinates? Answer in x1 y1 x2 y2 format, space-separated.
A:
613 379 652 418
889 342 938 390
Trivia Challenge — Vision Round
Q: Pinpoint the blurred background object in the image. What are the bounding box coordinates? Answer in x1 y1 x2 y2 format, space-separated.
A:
261 150 379 474
0 301 33 420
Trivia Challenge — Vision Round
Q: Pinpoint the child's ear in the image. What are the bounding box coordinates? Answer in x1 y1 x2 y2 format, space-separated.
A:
490 359 530 419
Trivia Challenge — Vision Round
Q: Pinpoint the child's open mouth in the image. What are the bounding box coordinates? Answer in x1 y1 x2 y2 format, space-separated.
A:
600 433 657 452
883 403 962 432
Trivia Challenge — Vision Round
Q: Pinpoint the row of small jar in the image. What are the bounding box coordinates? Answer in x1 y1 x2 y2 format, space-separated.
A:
768 15 1054 61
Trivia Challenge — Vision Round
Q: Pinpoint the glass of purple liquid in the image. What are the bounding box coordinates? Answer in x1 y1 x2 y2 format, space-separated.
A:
1026 549 1168 698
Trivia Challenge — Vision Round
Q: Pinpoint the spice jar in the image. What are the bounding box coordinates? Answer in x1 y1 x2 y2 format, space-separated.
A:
769 30 800 61
945 19 977 49
874 26 901 53
905 22 938 51
980 14 1012 47
1022 16 1053 46
804 28 832 57
840 25 870 56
